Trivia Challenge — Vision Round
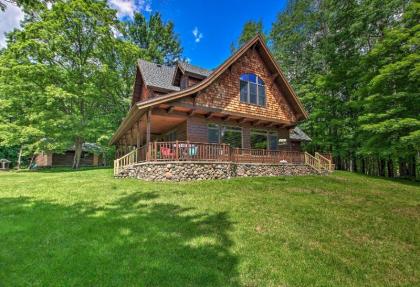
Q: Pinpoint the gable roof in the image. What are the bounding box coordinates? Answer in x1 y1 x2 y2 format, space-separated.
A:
177 61 212 78
137 60 180 92
111 34 308 144
290 127 311 141
138 60 212 92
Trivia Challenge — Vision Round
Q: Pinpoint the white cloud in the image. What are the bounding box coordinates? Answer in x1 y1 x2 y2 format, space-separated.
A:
192 27 203 43
108 0 152 19
0 2 24 48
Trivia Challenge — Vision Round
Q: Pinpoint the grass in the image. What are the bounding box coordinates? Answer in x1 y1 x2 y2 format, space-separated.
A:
0 169 419 287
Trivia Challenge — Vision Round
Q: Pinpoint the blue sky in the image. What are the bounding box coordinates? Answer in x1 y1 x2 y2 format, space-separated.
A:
150 0 287 69
1 0 287 69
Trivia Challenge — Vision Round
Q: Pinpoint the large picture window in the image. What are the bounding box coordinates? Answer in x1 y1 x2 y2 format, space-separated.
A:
208 124 242 148
251 130 279 150
221 126 242 148
240 73 265 106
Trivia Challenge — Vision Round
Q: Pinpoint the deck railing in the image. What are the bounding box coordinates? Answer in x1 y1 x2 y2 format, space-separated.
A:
315 152 334 171
114 141 335 175
114 148 137 176
147 141 231 162
231 148 304 164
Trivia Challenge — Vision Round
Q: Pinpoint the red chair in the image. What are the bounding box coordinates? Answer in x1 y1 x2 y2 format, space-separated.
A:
160 147 175 159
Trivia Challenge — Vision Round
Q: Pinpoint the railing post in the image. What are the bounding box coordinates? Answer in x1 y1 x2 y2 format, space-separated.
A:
154 141 157 161
175 140 179 160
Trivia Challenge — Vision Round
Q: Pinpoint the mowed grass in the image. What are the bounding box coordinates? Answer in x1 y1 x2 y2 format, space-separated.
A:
0 169 419 287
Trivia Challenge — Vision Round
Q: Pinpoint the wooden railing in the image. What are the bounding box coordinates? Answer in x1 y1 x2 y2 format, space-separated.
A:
147 141 231 162
315 152 333 171
114 141 335 175
304 152 321 172
114 148 137 176
231 148 304 164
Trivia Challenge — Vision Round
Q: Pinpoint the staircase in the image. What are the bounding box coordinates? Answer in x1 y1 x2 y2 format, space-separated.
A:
304 152 334 173
113 149 138 176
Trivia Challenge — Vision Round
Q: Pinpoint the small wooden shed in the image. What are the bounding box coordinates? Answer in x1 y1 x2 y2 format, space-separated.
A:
0 159 11 170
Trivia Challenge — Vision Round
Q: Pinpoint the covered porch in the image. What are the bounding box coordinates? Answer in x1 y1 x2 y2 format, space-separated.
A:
111 100 334 177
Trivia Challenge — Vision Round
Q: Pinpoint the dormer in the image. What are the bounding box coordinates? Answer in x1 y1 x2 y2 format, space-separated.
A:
172 61 212 89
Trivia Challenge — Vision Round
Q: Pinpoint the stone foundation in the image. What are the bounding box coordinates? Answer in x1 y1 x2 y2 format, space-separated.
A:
116 161 322 181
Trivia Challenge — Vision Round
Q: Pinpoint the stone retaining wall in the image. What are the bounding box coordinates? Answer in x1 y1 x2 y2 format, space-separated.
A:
116 161 321 181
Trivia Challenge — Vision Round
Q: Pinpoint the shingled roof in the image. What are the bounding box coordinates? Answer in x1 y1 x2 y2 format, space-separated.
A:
138 60 180 92
138 60 212 92
178 61 212 78
290 127 311 141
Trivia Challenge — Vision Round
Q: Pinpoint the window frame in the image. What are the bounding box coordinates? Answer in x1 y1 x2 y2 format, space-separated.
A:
250 129 279 150
239 73 266 107
207 123 243 148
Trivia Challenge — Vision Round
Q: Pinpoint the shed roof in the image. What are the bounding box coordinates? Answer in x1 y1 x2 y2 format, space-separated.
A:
290 127 311 141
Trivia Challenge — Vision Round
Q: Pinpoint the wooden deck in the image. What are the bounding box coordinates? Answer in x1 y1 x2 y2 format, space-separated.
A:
114 141 334 176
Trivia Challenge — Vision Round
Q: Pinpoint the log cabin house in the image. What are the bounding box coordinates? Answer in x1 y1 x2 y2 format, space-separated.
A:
111 35 332 180
35 143 104 168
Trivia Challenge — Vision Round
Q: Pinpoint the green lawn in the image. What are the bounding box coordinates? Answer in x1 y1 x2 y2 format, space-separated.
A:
0 169 419 286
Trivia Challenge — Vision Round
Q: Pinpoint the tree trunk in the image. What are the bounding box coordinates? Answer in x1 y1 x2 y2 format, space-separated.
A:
27 154 35 170
409 155 416 178
72 138 83 169
387 158 394 178
361 157 366 174
16 146 23 170
399 158 407 177
378 159 385 177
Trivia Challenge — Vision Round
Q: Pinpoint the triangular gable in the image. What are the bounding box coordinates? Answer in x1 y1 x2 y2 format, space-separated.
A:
134 35 308 120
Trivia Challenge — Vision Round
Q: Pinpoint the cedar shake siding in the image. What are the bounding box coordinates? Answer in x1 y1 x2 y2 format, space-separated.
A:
193 48 297 123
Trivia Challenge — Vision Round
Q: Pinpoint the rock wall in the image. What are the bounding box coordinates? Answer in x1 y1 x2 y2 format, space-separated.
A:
116 161 321 181
235 163 316 177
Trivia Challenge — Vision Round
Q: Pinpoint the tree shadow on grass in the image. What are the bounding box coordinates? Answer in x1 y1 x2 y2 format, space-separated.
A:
0 193 238 286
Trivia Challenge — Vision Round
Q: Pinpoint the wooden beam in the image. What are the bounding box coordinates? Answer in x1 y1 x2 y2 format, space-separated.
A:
153 108 189 119
146 109 151 146
238 117 248 124
166 106 175 113
188 109 198 117
222 115 231 121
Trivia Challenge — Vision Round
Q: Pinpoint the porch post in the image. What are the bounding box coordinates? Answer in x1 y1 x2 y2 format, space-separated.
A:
124 135 128 154
146 109 151 145
146 110 152 161
137 119 141 147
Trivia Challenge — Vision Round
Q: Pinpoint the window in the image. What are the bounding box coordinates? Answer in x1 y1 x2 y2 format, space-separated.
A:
221 126 242 148
251 129 268 149
251 130 279 150
208 124 242 148
208 124 220 144
240 73 265 106
268 132 278 150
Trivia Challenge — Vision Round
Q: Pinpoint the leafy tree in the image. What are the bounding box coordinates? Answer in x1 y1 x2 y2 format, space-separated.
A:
231 20 266 52
125 12 182 65
0 0 136 168
269 0 416 178
358 1 420 177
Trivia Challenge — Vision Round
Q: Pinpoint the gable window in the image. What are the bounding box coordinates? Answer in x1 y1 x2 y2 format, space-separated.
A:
240 73 265 106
